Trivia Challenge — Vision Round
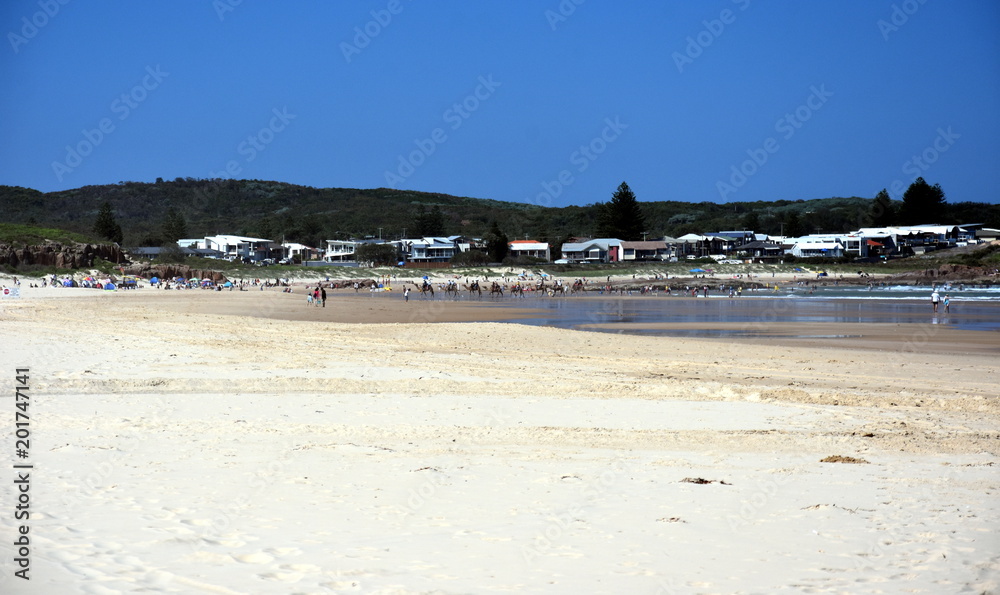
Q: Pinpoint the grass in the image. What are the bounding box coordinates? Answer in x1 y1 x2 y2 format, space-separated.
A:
0 223 96 245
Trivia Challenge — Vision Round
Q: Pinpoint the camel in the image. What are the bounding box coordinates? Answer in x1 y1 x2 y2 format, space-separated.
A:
489 282 504 298
415 280 434 297
466 281 482 297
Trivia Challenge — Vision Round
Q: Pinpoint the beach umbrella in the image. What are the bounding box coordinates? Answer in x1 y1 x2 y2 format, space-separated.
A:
689 268 706 273
223 281 232 287
104 282 116 290
150 277 159 284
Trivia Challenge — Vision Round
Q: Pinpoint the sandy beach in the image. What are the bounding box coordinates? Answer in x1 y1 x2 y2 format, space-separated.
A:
1 284 998 593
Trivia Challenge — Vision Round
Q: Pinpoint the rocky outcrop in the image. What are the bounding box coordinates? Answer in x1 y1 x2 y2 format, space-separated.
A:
889 264 998 282
0 242 126 269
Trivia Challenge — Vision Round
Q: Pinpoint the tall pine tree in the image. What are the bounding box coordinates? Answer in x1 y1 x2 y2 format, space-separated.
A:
869 189 896 227
161 208 188 243
595 181 646 240
899 177 946 224
93 201 123 244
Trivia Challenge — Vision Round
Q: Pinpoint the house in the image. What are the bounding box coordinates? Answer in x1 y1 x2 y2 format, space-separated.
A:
324 239 357 262
399 236 467 263
674 234 730 258
201 235 275 262
560 239 621 263
791 234 869 258
788 241 844 258
176 235 275 261
507 240 550 261
620 240 670 261
282 242 321 262
734 241 783 261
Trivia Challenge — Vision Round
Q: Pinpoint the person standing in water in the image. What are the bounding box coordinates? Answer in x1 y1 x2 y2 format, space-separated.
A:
931 289 940 313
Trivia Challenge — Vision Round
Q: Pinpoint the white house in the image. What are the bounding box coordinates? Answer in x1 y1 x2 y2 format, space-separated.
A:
324 240 357 262
508 240 550 261
788 241 844 258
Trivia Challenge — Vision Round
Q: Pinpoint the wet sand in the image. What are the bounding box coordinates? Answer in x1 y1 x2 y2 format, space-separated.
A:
57 288 1000 354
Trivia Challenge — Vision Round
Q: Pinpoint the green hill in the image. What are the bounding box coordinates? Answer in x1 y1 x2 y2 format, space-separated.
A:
1 180 997 249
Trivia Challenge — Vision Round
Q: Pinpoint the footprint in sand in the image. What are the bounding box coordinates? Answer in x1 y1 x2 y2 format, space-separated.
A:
233 552 275 564
257 571 304 582
321 581 362 591
265 546 304 556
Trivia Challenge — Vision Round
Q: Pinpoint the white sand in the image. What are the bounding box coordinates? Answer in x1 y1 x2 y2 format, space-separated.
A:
0 287 997 594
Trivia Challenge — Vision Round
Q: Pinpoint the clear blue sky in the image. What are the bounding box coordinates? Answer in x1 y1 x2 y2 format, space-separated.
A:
2 1 998 206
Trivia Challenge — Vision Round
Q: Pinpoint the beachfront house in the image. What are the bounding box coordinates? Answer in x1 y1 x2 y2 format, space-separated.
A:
620 240 670 261
507 240 550 261
734 240 783 262
399 236 468 263
324 239 357 262
787 240 844 258
560 239 621 263
281 242 321 262
180 235 275 262
791 234 869 258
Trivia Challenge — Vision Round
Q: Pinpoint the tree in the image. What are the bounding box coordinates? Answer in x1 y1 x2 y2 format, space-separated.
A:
740 211 760 232
869 189 896 227
482 220 509 262
92 201 123 244
414 204 446 236
782 211 805 238
899 177 946 224
595 181 646 240
354 242 397 267
161 208 188 243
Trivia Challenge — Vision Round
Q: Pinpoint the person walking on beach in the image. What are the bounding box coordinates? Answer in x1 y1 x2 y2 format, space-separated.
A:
931 289 940 313
321 287 327 308
943 294 950 313
404 287 410 302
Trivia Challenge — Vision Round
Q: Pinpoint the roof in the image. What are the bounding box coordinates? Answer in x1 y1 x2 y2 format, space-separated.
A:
793 242 843 250
508 241 549 251
205 234 272 244
737 241 782 251
620 241 667 250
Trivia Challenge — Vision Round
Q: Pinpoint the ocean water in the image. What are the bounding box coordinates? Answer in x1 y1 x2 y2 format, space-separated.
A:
501 285 1000 336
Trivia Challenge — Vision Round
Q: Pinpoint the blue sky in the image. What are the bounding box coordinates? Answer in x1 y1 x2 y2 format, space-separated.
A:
2 1 998 206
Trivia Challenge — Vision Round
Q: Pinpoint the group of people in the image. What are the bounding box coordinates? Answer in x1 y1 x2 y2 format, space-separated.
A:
930 290 951 313
306 286 328 307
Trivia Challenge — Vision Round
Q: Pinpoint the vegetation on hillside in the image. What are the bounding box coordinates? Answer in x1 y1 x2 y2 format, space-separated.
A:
1 179 998 256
